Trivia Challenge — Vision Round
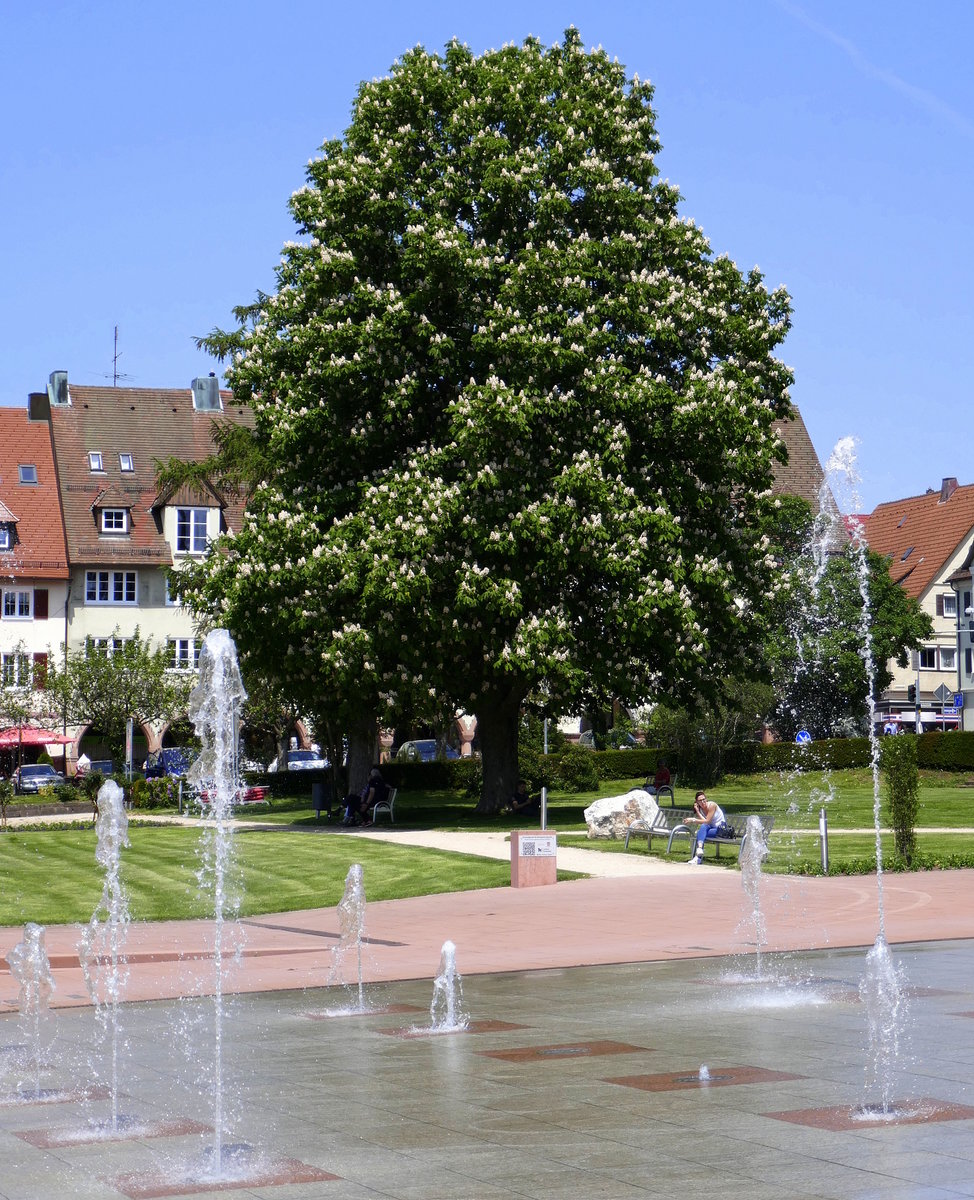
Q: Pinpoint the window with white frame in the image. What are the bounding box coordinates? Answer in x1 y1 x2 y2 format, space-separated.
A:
175 507 209 554
119 453 134 472
1 652 30 687
100 508 128 534
937 592 958 618
0 525 11 551
88 451 104 471
165 574 182 606
2 589 32 619
168 638 199 670
919 647 937 670
940 647 957 672
88 636 127 657
85 570 137 605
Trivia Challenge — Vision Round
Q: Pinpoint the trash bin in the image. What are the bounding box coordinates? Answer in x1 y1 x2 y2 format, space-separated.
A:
312 780 329 819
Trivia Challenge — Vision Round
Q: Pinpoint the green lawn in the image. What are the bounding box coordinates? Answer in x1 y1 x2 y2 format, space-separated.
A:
0 825 516 927
3 769 972 926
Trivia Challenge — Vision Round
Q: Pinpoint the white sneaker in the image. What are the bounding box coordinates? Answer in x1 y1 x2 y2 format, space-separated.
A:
687 856 699 865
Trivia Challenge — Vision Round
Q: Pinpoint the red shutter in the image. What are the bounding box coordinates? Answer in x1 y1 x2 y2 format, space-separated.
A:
34 588 49 619
32 652 48 690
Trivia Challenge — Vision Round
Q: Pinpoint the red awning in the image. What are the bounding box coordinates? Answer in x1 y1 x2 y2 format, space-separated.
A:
0 727 74 748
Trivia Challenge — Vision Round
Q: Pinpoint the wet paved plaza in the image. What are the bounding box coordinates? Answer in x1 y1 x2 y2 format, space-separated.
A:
2 937 974 1199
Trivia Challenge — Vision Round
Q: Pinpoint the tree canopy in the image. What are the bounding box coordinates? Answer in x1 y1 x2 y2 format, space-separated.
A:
186 30 794 809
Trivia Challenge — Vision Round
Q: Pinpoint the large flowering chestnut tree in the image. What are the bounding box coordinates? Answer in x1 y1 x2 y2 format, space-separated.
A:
190 30 794 811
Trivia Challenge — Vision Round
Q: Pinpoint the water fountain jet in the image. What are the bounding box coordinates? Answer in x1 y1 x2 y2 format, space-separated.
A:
79 778 130 1130
429 940 468 1033
5 923 55 1100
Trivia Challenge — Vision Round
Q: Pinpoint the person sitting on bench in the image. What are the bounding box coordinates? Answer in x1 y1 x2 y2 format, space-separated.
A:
686 790 726 864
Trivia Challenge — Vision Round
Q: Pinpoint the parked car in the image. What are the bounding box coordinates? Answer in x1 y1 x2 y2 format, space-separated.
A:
578 729 639 750
144 747 193 779
86 759 115 776
396 739 460 763
267 748 327 772
13 763 65 794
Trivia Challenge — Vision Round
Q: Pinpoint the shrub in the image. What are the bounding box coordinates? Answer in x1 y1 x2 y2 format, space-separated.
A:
554 744 600 792
880 734 919 865
0 779 13 828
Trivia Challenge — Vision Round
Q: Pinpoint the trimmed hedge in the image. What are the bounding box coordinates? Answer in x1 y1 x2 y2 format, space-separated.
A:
915 730 974 770
722 730 974 777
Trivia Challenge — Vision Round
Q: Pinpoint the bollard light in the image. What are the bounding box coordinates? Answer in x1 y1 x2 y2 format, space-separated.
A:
819 806 829 873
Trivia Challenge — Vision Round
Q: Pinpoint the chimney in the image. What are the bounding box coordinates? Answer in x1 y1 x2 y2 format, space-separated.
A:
191 373 222 412
48 370 69 406
940 477 959 503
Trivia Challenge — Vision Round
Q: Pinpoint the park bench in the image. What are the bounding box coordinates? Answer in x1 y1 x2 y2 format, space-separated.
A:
196 783 269 809
665 813 775 860
624 807 694 851
643 774 678 807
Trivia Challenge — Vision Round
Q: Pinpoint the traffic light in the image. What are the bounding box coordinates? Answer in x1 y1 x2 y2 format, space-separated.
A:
907 684 917 705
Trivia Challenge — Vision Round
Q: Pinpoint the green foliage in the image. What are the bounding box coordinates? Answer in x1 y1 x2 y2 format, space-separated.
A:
0 779 13 828
553 744 600 792
129 776 180 810
185 29 794 813
648 678 772 786
764 498 932 739
45 629 193 764
587 748 657 780
724 736 873 773
915 730 974 770
880 733 920 864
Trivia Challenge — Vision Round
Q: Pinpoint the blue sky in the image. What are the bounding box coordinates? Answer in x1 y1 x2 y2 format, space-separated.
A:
3 1 971 513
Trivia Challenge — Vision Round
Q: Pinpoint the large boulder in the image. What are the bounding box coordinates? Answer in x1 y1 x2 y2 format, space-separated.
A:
583 789 659 840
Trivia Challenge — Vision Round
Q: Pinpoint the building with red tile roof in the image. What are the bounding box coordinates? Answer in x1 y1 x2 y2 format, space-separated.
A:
27 372 255 766
0 408 70 762
864 476 974 730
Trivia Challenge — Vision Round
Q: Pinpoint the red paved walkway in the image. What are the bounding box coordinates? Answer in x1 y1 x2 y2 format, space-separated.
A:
2 869 969 1011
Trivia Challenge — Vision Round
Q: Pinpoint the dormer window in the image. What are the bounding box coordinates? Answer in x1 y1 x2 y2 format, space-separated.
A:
119 453 134 472
176 507 209 554
0 526 10 551
101 508 128 534
18 465 37 484
88 452 104 472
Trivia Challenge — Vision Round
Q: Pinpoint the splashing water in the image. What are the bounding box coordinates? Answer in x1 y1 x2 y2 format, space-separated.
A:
430 941 468 1032
6 923 55 1097
79 780 130 1129
739 816 769 978
698 1064 710 1082
188 629 247 1175
330 864 367 1011
824 438 909 1112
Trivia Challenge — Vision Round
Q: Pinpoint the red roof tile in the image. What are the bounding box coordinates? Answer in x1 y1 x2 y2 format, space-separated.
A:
0 409 68 579
864 483 974 600
47 385 254 565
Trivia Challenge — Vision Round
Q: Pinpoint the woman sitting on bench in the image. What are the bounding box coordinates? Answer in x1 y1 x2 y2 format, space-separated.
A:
686 791 726 865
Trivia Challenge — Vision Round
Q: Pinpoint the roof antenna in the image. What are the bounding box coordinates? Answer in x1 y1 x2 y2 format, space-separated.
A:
109 325 133 386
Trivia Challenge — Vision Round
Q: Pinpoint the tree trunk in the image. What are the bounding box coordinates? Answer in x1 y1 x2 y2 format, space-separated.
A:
345 710 378 797
474 688 522 814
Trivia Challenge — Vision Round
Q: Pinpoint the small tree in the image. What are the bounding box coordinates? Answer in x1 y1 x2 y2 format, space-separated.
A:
46 629 193 767
880 734 919 866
